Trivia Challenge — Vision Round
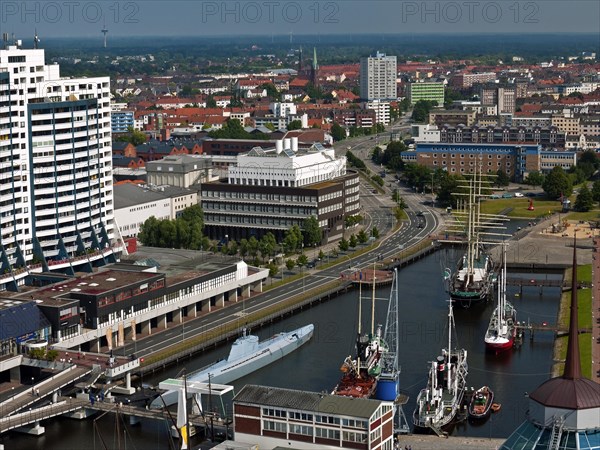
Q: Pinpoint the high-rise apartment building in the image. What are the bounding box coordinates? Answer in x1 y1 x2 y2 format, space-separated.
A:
360 52 397 101
0 41 117 291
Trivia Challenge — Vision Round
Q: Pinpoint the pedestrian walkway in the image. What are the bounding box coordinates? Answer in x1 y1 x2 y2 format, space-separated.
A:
0 365 91 416
591 239 600 380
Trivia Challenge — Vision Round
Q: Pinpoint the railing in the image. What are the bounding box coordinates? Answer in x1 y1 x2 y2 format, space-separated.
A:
0 399 86 433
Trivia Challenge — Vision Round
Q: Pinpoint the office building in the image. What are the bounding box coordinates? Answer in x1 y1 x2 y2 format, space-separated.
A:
360 52 397 101
0 41 118 292
407 81 445 105
201 140 360 243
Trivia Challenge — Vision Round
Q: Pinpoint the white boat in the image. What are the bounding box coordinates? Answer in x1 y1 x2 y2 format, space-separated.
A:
413 300 468 432
485 245 517 352
152 324 314 408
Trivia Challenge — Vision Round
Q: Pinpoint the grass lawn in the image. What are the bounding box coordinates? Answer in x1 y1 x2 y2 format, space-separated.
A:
555 335 593 379
564 210 600 221
576 264 592 283
555 265 593 378
479 198 562 218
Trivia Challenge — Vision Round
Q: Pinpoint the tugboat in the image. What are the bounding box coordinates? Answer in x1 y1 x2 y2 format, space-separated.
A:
413 299 468 433
485 245 517 352
468 386 495 420
332 267 388 399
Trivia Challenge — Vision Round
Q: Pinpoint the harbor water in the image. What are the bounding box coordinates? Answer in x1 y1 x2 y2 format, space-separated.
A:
3 248 561 449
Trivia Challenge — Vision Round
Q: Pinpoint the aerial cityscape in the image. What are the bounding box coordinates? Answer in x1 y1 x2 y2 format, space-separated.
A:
0 1 599 449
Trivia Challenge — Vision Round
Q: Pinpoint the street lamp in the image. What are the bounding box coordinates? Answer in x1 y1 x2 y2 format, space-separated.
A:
180 307 185 343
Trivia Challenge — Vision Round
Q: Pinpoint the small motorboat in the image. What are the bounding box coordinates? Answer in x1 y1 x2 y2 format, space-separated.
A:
468 386 494 420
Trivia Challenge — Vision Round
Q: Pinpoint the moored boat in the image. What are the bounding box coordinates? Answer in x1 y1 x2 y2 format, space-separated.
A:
468 386 495 420
413 299 468 432
485 245 517 352
152 324 314 408
332 267 388 399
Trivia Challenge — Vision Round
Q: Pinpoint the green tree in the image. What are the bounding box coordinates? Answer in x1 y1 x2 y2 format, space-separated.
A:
318 250 325 261
297 253 308 267
495 169 510 187
259 82 280 100
338 238 349 252
577 150 599 179
543 166 573 199
138 216 161 246
372 175 384 186
525 171 544 188
349 234 357 248
331 123 346 142
268 263 279 278
357 230 368 244
285 259 296 271
411 100 438 123
206 95 217 108
287 120 302 130
116 126 147 146
259 232 277 261
302 216 322 246
247 236 260 259
574 184 594 212
592 180 600 202
371 227 380 239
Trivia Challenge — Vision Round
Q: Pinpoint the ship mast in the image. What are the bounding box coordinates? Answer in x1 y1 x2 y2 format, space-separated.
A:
371 261 376 335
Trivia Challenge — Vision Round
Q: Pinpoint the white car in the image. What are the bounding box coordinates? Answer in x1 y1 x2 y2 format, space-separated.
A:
514 192 524 197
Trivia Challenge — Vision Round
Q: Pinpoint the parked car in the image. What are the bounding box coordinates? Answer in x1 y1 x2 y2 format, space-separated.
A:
502 192 513 198
490 194 501 199
514 192 524 197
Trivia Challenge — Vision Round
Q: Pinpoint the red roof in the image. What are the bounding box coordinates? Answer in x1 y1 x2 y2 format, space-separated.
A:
290 78 310 87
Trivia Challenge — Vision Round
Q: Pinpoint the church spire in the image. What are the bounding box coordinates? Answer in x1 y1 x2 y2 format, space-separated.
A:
563 235 582 379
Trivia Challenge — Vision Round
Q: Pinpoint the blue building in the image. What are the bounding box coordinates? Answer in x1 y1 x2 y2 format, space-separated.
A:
111 110 135 133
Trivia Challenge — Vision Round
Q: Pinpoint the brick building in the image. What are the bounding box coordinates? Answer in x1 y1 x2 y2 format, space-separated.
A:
233 385 395 450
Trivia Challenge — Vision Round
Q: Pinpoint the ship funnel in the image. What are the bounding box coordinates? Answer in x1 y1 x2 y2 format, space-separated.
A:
275 140 283 154
283 138 291 150
291 137 299 152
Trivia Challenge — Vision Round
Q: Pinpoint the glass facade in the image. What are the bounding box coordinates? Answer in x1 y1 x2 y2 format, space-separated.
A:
501 421 600 450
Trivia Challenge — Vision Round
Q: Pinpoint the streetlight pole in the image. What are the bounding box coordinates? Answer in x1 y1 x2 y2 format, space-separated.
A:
431 172 435 207
180 307 185 343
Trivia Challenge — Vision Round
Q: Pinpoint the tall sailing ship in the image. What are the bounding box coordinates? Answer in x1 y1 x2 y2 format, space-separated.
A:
413 299 468 432
445 165 509 307
484 245 517 352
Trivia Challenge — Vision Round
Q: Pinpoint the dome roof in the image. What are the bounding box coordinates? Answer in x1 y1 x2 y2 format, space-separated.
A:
529 377 600 410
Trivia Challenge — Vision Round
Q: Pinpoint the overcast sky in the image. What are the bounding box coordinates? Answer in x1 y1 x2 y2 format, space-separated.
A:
3 1 600 38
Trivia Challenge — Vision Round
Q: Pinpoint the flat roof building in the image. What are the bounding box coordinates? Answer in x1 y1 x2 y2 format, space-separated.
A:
201 142 360 243
233 384 395 450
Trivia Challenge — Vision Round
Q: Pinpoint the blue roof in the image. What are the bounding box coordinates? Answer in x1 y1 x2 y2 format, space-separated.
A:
0 301 51 341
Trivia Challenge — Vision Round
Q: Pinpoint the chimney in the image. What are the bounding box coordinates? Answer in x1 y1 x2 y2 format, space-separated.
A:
283 138 291 150
275 140 283 154
291 137 299 152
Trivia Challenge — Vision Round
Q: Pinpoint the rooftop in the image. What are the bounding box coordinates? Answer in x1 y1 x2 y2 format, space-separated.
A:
234 384 383 419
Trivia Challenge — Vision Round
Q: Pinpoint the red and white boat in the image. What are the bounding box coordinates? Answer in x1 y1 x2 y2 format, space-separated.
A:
484 246 516 352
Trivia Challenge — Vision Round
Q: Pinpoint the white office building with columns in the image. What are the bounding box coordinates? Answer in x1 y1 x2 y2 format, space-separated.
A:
0 41 119 292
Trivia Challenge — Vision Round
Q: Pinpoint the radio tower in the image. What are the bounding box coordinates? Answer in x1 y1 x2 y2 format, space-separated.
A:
101 21 108 48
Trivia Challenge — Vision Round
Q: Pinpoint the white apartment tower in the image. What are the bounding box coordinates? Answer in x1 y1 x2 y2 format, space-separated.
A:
0 40 117 291
360 51 397 101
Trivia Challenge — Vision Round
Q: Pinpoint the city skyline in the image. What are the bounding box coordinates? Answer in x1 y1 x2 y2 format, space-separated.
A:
1 1 599 38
